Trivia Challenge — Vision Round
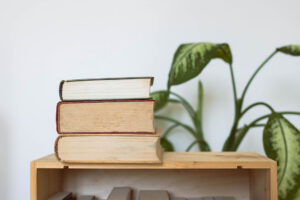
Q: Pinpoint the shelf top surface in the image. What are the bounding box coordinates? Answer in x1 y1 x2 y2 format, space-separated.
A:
32 152 276 169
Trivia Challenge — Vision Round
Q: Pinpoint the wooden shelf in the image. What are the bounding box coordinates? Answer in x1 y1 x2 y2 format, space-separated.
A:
30 152 277 200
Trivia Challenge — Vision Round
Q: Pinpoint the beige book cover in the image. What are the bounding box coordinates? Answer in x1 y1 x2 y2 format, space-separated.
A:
55 131 163 163
56 99 155 134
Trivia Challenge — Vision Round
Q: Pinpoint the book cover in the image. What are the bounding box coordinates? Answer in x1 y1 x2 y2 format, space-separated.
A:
56 99 155 134
54 132 163 163
59 77 154 101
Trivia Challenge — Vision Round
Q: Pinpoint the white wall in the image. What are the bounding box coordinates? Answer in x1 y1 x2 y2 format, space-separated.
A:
0 0 300 199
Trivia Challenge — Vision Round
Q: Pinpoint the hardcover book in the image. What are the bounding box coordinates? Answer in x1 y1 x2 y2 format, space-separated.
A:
55 132 163 163
56 99 155 134
59 77 154 101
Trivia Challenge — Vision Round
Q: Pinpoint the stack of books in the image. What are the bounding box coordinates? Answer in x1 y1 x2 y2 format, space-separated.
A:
54 77 163 163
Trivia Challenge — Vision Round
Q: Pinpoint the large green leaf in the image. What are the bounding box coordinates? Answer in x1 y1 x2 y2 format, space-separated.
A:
160 137 174 152
263 113 300 200
168 43 232 87
277 45 300 56
150 90 169 111
289 187 300 200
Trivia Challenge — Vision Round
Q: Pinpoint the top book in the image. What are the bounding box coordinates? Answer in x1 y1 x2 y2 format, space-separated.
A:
59 77 154 101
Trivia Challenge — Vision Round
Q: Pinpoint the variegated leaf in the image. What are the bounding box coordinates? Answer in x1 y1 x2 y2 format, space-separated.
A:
150 90 169 111
168 43 232 87
263 113 300 200
277 45 300 56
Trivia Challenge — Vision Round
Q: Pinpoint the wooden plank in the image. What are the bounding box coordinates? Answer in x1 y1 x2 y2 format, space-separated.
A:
30 161 37 200
249 169 269 200
34 153 275 170
37 169 63 200
34 154 65 169
270 162 278 200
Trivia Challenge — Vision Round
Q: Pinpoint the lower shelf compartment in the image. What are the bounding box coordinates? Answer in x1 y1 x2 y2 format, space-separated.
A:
35 168 270 200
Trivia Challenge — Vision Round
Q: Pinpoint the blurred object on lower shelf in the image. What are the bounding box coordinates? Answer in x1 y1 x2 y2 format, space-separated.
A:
48 192 72 200
139 190 169 200
188 197 235 200
107 187 132 200
77 195 95 200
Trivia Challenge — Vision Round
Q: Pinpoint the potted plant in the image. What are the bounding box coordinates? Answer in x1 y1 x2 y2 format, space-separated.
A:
151 43 300 200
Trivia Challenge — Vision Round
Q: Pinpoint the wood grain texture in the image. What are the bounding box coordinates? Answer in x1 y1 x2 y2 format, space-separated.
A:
31 161 63 200
35 152 276 169
270 162 278 200
30 162 37 200
249 169 270 200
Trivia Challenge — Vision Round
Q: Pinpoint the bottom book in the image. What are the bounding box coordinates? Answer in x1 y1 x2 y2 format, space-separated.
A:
55 132 163 163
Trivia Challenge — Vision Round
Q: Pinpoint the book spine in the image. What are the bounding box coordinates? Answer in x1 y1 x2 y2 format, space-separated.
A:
156 138 164 161
56 102 62 134
149 77 154 85
59 80 65 101
54 136 62 161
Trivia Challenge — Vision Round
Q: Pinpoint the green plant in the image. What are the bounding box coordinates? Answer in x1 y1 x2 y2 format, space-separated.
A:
150 43 300 200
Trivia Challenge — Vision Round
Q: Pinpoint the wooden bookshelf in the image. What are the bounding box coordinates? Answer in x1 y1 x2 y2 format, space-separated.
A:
30 152 277 200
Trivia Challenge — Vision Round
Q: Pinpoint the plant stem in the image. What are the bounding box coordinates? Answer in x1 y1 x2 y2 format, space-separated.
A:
221 64 240 151
250 111 300 125
168 91 211 151
163 124 179 138
155 115 197 137
169 91 195 117
240 102 275 117
232 125 250 151
186 140 198 152
231 111 300 150
249 124 266 127
240 51 277 109
168 99 181 103
222 118 240 151
229 64 238 111
223 52 278 151
197 81 204 128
